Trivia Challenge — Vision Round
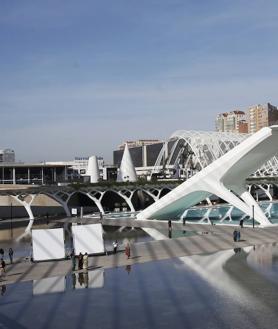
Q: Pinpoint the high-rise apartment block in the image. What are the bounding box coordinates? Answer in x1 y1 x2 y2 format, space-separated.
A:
216 103 278 134
215 111 247 133
247 103 278 134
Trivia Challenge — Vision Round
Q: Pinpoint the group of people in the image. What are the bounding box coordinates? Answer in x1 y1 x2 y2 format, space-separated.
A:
70 240 131 273
71 250 89 271
0 248 14 264
112 240 130 259
113 240 131 259
0 248 14 280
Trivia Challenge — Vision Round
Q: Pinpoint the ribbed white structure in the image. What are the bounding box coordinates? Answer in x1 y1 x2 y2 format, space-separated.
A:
117 144 137 182
87 155 100 183
137 126 278 227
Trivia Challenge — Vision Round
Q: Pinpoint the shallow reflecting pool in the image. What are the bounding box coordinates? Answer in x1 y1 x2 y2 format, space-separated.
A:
1 244 278 329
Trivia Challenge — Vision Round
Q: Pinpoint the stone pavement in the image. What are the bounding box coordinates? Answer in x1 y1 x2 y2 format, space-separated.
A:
57 215 265 234
1 222 278 286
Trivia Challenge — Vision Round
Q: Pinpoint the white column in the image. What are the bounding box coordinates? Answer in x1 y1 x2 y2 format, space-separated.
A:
64 166 68 181
142 145 147 167
41 167 44 185
27 168 30 184
12 167 16 184
54 167 57 182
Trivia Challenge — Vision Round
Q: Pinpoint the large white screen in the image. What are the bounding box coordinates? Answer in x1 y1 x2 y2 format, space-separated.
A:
32 228 65 261
72 224 104 255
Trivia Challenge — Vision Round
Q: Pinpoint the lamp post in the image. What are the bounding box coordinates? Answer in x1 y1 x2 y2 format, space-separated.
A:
252 205 255 228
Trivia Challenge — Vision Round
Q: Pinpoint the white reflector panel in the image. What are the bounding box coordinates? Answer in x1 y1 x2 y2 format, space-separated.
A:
32 228 65 261
72 224 104 255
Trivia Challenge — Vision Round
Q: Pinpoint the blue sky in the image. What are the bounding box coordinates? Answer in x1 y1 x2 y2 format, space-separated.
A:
1 0 278 162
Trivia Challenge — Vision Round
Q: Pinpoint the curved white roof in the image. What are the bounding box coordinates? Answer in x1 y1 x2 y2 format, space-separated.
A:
152 129 278 177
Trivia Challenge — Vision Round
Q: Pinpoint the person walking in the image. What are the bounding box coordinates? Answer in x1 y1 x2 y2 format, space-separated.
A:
83 252 88 270
113 240 118 254
8 248 14 264
239 219 244 228
78 253 83 270
1 285 6 296
125 242 131 259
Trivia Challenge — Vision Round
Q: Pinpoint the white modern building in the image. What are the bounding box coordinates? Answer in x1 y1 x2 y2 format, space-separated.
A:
137 126 278 227
0 149 15 163
114 130 278 179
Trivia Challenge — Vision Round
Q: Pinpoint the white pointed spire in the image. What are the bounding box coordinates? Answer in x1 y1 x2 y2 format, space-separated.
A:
87 155 100 183
117 144 137 182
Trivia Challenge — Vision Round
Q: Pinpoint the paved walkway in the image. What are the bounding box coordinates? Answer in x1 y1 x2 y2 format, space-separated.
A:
58 216 263 234
1 223 278 286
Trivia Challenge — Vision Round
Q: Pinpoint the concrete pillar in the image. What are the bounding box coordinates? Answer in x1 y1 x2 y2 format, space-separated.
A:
41 167 44 185
64 166 68 181
27 168 30 184
164 141 169 159
54 167 57 183
142 145 147 167
12 167 16 184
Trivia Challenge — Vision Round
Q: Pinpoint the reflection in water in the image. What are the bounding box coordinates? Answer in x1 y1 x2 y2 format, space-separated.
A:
125 265 131 275
246 243 278 282
2 246 278 329
1 285 6 296
183 201 278 225
77 271 89 288
178 249 252 301
72 273 76 289
33 269 105 295
33 276 65 295
234 247 242 254
70 269 104 290
178 243 278 312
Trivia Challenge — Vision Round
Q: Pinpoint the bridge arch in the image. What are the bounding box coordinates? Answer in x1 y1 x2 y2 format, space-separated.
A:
131 189 155 211
159 188 172 199
101 190 131 212
67 191 99 214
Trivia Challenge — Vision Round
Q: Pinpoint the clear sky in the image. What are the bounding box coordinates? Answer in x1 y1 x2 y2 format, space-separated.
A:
1 0 278 163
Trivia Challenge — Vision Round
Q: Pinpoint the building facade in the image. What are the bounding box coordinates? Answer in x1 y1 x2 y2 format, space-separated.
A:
215 111 247 133
0 149 15 163
118 139 162 150
248 103 278 134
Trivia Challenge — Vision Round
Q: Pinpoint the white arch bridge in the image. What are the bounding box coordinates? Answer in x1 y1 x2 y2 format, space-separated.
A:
1 179 278 239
